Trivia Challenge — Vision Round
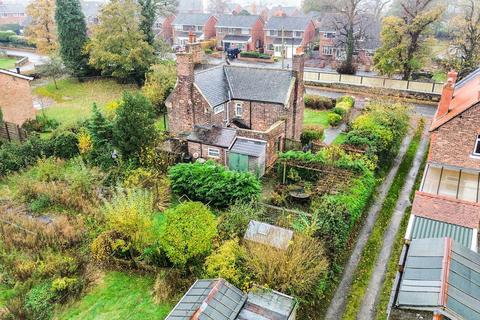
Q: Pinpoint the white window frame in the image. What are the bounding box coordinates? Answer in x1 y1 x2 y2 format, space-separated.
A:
235 102 243 117
473 135 480 156
213 104 225 114
208 148 220 158
322 46 334 55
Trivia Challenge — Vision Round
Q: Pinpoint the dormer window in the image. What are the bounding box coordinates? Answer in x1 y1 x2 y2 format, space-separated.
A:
474 135 480 156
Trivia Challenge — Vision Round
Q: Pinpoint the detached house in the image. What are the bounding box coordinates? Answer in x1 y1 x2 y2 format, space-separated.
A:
153 15 175 44
172 13 217 46
264 16 315 58
165 42 305 176
215 14 264 51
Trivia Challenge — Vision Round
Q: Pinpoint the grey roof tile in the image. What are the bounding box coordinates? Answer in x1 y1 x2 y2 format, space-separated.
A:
173 13 213 26
216 14 261 28
265 16 312 31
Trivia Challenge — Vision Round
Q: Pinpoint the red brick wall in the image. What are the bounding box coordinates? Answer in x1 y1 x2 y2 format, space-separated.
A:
303 21 315 46
204 16 218 39
187 141 227 164
0 73 35 125
429 102 480 170
160 16 174 44
250 19 264 50
0 16 26 26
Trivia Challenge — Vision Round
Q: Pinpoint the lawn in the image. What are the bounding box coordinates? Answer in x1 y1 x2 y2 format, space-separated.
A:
55 272 172 320
303 108 330 127
35 78 138 125
0 284 15 308
0 57 16 69
332 133 347 145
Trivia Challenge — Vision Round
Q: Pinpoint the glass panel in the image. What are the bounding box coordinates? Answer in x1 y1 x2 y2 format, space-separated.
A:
422 166 442 194
474 136 480 155
458 171 478 202
438 168 460 198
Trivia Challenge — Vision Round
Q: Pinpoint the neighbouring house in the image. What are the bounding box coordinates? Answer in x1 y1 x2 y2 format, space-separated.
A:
171 13 217 46
215 14 264 51
270 5 302 17
153 15 175 44
0 68 35 125
0 2 26 26
264 16 315 58
244 220 293 250
225 2 243 15
389 69 480 320
165 43 305 175
244 3 269 21
81 1 102 27
166 278 298 320
177 0 203 14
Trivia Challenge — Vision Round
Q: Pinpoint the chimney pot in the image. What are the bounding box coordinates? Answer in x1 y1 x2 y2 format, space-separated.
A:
435 70 457 120
447 70 458 84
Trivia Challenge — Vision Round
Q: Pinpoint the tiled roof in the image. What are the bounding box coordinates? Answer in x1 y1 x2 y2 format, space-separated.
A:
411 191 480 229
244 220 293 250
194 65 294 107
396 238 480 320
166 279 246 320
172 13 213 26
430 68 480 131
408 215 474 249
186 125 237 148
216 14 261 28
265 16 312 31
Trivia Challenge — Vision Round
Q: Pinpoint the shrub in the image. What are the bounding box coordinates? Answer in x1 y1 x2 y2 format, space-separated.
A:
337 61 357 75
168 161 261 207
239 51 271 59
142 61 176 112
37 252 78 278
204 239 246 287
328 112 342 126
51 276 82 299
217 200 265 240
24 282 56 320
300 126 324 145
304 95 335 109
91 230 133 262
159 201 217 266
22 113 59 133
337 96 355 108
204 48 213 54
153 269 194 303
52 130 79 158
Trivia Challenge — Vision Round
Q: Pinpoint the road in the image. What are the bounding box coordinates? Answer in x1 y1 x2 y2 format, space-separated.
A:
2 48 46 72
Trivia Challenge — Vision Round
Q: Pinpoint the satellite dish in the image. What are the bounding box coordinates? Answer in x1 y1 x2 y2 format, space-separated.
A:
192 152 199 158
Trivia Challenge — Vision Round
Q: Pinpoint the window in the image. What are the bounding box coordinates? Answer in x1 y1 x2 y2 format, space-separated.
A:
241 28 250 35
269 30 277 36
295 31 302 37
235 103 243 117
323 32 335 39
473 135 480 155
322 46 334 55
421 165 442 194
458 171 479 202
213 104 224 114
438 168 460 198
208 148 220 158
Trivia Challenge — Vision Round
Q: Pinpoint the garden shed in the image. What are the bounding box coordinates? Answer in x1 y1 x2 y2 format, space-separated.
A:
243 220 293 250
228 138 266 177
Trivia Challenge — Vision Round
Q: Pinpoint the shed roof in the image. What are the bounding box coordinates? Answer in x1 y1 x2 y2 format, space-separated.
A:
0 68 33 81
396 238 480 320
187 125 237 148
216 14 261 28
244 220 293 250
237 288 297 320
166 279 246 320
172 13 213 26
408 215 474 249
264 16 312 31
230 138 266 157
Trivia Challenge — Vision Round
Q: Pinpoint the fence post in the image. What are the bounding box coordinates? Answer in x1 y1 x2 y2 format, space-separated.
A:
406 80 410 90
339 74 342 83
4 122 11 142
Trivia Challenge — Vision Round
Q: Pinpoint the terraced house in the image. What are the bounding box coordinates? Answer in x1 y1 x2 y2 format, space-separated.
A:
172 13 217 47
215 14 264 51
165 43 305 176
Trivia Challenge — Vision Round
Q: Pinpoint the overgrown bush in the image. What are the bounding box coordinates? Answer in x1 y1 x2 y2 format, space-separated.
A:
168 161 261 207
304 95 335 109
22 113 59 133
91 230 133 263
217 200 265 240
24 282 56 320
300 126 324 145
159 201 217 266
328 112 342 126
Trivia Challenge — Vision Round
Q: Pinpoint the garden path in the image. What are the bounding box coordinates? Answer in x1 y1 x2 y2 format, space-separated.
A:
357 120 430 319
324 124 417 320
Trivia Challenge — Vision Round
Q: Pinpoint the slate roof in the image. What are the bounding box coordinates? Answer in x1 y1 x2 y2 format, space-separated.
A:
186 125 237 148
223 35 251 42
230 138 266 157
166 279 246 320
408 215 475 249
194 65 294 107
172 13 213 26
216 14 260 28
265 16 312 31
396 238 480 320
237 288 297 320
244 220 293 250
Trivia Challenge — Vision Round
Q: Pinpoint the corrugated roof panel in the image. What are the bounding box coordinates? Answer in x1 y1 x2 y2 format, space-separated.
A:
230 138 266 157
411 216 473 248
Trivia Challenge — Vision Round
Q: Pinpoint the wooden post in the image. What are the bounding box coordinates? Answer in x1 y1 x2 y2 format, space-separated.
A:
282 162 287 184
4 122 11 142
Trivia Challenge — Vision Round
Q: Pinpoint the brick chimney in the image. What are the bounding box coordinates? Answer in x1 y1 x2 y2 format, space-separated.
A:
436 70 457 119
292 47 305 140
186 31 203 64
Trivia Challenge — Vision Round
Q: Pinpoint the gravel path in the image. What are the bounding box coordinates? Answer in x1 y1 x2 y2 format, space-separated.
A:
357 120 430 319
324 125 416 320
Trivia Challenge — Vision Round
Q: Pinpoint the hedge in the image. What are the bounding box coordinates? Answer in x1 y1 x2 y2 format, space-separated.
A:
0 31 32 47
168 160 261 207
239 51 271 59
304 95 335 110
300 126 324 144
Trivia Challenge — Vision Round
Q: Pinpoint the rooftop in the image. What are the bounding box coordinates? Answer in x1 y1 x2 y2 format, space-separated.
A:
172 13 214 26
0 68 33 81
237 288 297 320
230 138 266 157
244 220 294 250
186 125 237 148
265 16 312 31
396 238 480 320
216 14 261 28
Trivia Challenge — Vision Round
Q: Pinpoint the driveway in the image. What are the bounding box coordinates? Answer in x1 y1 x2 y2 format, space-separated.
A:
2 48 46 72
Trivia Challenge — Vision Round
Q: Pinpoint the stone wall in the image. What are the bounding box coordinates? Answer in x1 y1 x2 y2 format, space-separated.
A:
0 72 35 125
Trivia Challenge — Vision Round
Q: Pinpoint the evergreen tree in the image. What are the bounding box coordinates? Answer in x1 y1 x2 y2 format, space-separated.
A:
113 92 156 161
55 0 91 76
139 0 156 46
87 103 115 168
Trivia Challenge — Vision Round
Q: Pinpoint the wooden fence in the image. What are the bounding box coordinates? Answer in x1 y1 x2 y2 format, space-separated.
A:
0 121 27 142
303 70 444 95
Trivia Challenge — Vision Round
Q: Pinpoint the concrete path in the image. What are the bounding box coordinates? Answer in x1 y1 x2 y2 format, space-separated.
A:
2 48 46 72
358 121 430 319
324 126 416 320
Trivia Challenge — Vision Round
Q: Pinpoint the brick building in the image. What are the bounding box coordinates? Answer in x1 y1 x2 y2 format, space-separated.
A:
153 15 175 44
270 5 302 17
0 68 35 125
0 3 26 26
171 13 217 46
215 14 264 51
264 16 315 58
165 43 305 175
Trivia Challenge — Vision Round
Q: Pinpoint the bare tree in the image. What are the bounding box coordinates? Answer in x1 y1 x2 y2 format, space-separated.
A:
365 0 391 22
208 0 227 15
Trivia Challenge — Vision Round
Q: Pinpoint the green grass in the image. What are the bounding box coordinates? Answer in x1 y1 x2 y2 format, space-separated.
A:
332 133 347 145
0 57 16 69
342 120 425 320
55 271 172 320
0 283 16 308
35 78 138 125
303 108 330 127
374 141 429 320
